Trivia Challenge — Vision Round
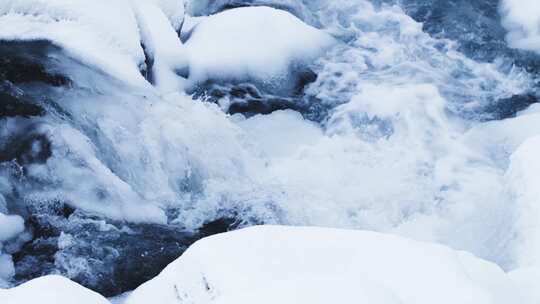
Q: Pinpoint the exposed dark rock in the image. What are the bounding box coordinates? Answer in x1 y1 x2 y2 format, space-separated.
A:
192 67 319 117
0 40 70 86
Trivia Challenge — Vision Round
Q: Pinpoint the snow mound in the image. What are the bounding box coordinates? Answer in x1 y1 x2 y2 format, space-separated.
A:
184 6 335 93
126 226 520 304
0 275 110 304
185 0 317 25
500 0 540 53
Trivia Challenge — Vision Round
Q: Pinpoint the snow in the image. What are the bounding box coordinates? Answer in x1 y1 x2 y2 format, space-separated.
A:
185 0 318 25
0 0 538 297
183 6 335 93
131 0 188 93
126 226 520 304
507 136 540 267
0 275 110 304
510 267 540 304
0 0 148 86
500 0 540 53
148 0 185 31
0 213 24 242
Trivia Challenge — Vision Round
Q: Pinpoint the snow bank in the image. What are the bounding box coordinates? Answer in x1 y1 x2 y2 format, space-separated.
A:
0 275 110 304
184 6 335 93
0 0 147 86
126 226 520 304
500 0 540 53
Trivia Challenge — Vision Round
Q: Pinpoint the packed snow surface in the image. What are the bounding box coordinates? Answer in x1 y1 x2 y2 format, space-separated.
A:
0 275 109 304
126 226 521 304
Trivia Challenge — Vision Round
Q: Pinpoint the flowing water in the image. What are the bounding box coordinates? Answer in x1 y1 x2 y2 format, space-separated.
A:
0 0 539 296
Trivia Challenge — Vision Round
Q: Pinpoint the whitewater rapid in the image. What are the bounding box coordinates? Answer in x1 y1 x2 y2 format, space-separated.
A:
0 0 539 297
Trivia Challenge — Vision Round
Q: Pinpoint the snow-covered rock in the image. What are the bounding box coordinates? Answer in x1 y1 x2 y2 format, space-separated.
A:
0 0 186 88
185 0 317 25
0 0 147 86
0 275 110 304
126 226 521 304
184 6 335 94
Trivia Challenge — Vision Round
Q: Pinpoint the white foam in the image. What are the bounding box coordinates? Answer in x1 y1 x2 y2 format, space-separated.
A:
500 0 540 53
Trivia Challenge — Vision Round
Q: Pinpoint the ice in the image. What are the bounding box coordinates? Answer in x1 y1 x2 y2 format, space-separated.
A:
0 275 110 304
500 0 540 53
126 226 520 304
183 6 335 94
